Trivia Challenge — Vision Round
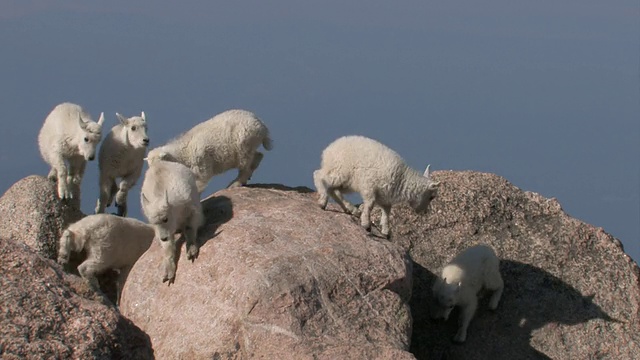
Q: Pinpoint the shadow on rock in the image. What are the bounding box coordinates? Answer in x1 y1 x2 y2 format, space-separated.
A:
114 316 155 360
245 183 314 193
198 195 234 245
172 195 234 271
410 260 615 360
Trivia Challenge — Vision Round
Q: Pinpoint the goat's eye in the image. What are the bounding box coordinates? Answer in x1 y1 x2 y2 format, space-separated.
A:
84 137 89 143
131 126 137 131
162 217 168 223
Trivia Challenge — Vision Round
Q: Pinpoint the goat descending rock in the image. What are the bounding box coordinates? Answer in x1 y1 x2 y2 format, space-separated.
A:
57 214 155 304
38 102 105 201
95 111 149 216
313 135 440 238
140 160 204 285
431 244 504 343
145 109 272 193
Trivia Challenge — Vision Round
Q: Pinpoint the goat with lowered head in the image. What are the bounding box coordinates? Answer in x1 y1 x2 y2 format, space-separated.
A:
95 111 149 216
38 102 105 201
431 244 504 343
313 135 440 238
57 213 155 305
140 159 204 285
146 109 272 193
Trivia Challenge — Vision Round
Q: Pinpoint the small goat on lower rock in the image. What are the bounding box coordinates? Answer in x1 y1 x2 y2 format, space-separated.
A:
431 244 504 343
57 213 155 304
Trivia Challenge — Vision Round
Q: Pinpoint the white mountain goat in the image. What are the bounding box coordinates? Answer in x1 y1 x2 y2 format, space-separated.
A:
57 214 155 304
313 135 440 238
38 102 105 200
431 244 504 343
145 109 272 193
140 160 204 285
95 111 149 216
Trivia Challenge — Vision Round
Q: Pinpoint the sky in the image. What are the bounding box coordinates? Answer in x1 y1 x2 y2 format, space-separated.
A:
0 1 638 260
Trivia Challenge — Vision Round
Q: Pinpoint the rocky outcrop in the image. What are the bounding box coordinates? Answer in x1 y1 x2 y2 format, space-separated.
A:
0 175 83 260
379 171 639 359
0 236 153 359
2 170 638 359
0 175 120 304
120 185 415 359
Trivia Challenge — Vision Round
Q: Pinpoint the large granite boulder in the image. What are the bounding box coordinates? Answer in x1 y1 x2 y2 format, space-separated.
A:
0 236 153 359
120 185 415 359
381 171 640 359
0 175 121 304
0 175 83 260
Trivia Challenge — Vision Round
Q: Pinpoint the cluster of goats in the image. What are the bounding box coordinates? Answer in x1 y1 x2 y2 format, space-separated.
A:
40 102 503 343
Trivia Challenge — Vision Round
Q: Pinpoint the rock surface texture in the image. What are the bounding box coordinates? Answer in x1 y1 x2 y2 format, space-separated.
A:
380 171 639 360
0 175 119 303
0 175 83 260
2 171 638 360
0 237 153 359
120 185 415 359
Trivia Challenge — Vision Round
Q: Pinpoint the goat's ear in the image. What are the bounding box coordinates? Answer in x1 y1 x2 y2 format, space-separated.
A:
141 111 146 121
159 152 168 160
423 164 431 178
116 113 127 125
428 181 441 190
64 229 74 239
77 113 87 130
97 112 105 126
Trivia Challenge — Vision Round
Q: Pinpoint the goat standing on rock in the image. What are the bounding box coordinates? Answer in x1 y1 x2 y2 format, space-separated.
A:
95 111 149 216
145 109 272 193
313 135 440 238
431 244 504 343
57 214 155 304
38 102 105 201
140 159 204 285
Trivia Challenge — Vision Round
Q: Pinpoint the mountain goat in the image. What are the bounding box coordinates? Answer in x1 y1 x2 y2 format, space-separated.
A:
38 102 105 200
95 111 149 216
57 214 155 304
140 160 204 285
313 135 440 238
146 109 272 193
431 244 504 343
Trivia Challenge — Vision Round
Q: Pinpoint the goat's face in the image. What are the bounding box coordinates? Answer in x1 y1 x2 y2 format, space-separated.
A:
118 112 149 149
77 117 103 161
431 279 460 320
412 165 440 213
141 190 175 242
411 184 439 213
149 208 175 242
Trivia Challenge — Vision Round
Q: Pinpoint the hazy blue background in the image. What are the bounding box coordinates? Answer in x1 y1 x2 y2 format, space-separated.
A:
1 1 638 260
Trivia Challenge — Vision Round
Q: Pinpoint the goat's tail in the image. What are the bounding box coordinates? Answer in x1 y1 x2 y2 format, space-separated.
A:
262 132 273 151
